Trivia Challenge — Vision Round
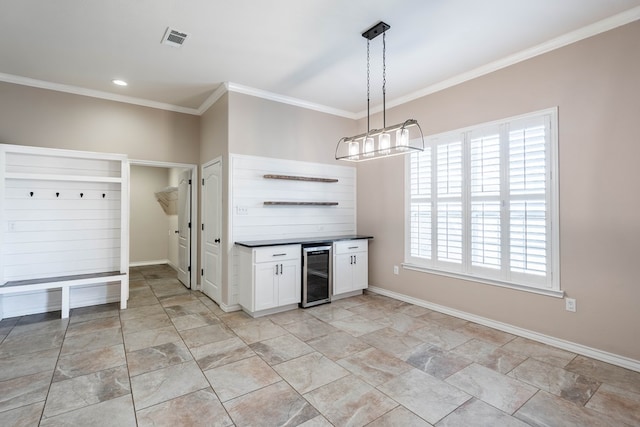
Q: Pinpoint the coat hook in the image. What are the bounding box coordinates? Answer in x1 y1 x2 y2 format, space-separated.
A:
30 191 34 197
102 193 106 198
56 192 60 198
80 193 84 198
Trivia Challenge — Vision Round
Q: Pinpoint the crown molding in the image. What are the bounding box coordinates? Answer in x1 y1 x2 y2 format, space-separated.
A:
356 6 640 119
196 83 230 115
225 82 357 119
0 73 201 115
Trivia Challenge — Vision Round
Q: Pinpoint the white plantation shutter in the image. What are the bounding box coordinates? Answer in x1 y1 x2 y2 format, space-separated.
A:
508 116 550 285
470 129 501 273
406 108 558 292
410 150 432 259
436 140 463 267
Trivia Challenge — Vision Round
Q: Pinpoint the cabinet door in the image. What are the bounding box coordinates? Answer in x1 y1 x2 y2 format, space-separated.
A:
333 253 354 295
352 251 369 290
278 259 300 306
254 263 278 311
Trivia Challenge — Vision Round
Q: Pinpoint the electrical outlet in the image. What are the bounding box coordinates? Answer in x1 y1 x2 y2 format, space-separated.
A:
565 298 577 312
393 265 399 275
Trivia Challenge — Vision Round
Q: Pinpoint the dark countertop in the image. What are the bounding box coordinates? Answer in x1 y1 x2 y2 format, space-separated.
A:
235 235 373 248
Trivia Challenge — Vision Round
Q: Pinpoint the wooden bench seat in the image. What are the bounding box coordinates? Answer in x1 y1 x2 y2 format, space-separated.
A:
0 271 128 320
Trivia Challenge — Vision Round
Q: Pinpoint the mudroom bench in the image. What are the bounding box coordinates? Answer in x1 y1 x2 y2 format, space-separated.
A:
0 271 128 320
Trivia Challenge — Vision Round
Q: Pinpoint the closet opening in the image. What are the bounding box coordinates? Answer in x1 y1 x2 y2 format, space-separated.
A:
128 160 198 289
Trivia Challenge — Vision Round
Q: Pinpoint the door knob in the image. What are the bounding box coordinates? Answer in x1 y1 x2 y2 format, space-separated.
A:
214 238 221 243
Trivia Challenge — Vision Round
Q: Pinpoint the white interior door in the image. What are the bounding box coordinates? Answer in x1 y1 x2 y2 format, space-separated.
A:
177 169 191 287
201 160 222 303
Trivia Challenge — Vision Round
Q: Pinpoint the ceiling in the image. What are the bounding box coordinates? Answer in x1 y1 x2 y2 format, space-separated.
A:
1 0 639 117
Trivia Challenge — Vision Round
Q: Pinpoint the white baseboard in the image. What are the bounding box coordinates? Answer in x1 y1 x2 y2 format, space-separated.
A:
368 285 640 373
220 303 242 313
332 290 363 300
129 259 170 267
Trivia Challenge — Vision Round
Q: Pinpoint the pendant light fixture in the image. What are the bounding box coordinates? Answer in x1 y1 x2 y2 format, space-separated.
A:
335 21 424 162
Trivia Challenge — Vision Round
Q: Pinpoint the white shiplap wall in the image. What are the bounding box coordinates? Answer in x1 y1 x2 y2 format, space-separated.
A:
228 154 356 307
231 154 356 242
1 145 128 317
3 179 122 280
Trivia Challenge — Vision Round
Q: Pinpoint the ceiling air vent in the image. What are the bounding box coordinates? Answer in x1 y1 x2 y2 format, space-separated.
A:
161 27 188 47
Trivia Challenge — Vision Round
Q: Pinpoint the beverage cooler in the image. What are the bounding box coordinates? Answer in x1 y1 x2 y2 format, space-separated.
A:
301 245 332 308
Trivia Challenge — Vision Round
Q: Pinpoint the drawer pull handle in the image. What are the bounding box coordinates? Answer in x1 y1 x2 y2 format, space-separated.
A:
272 253 287 257
348 246 359 249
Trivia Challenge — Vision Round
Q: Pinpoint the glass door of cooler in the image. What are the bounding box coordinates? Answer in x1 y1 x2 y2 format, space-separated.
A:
301 246 332 307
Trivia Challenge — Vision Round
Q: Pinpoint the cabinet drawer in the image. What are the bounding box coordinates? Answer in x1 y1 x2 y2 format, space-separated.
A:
334 240 368 254
254 244 301 263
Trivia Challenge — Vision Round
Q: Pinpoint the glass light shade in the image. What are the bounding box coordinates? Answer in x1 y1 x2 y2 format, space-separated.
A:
348 141 360 158
379 132 391 154
363 137 375 157
396 128 409 149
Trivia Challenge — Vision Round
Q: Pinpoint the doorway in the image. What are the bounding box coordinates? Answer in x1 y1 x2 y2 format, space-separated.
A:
128 160 198 289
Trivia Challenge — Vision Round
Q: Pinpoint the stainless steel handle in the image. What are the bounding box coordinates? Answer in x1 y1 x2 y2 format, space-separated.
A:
350 255 353 265
348 246 358 249
275 264 279 275
280 264 283 274
354 255 357 264
272 253 286 257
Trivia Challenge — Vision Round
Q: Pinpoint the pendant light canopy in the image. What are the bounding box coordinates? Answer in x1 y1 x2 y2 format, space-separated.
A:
335 21 424 162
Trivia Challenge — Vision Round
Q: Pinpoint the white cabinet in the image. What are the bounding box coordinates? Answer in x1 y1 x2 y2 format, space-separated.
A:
238 244 301 315
333 240 368 295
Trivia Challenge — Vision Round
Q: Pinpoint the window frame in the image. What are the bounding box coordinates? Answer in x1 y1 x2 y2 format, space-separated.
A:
404 107 561 297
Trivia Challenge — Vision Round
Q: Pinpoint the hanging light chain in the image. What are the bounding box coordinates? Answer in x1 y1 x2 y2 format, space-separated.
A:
367 38 370 133
382 31 386 128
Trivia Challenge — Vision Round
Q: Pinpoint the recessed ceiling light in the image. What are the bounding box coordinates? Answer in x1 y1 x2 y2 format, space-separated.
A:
112 79 128 86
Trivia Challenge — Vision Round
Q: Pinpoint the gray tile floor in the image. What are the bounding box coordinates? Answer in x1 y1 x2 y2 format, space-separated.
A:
1 264 639 426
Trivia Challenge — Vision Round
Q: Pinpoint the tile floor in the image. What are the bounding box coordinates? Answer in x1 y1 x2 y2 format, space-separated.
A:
0 264 639 426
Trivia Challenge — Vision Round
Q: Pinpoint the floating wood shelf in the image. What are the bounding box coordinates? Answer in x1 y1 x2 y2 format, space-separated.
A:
264 201 339 206
263 174 338 183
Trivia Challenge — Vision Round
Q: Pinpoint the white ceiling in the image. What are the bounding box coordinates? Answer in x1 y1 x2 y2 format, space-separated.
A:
1 0 639 117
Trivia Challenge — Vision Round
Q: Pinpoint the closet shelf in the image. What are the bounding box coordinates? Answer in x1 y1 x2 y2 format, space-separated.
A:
4 172 122 183
263 174 338 183
264 201 339 206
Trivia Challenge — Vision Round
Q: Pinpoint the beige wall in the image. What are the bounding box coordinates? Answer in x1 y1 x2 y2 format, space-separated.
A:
357 21 640 360
0 83 200 164
228 92 357 164
129 166 171 263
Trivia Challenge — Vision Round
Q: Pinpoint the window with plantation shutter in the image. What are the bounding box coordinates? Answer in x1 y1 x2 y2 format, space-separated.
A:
405 108 559 295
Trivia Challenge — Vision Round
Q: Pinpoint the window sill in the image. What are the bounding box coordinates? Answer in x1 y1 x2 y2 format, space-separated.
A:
401 263 564 298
